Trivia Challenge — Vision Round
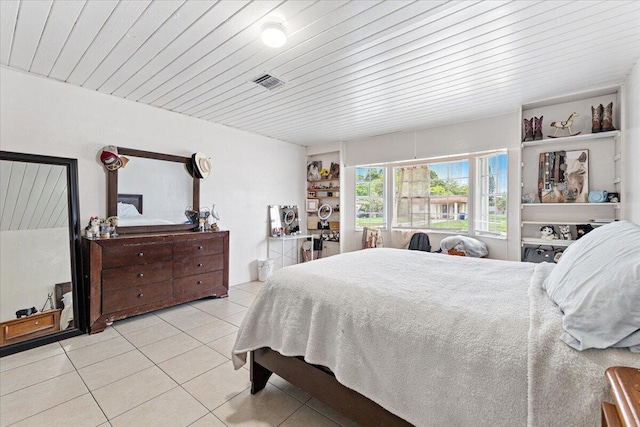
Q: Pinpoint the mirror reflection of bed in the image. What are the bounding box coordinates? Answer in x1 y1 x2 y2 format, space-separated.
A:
116 154 192 226
117 193 174 226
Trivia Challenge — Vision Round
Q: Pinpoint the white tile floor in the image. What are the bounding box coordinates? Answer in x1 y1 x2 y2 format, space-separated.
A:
0 281 357 427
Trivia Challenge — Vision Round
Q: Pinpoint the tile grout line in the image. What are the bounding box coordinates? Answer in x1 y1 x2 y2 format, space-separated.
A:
3 282 263 426
1 371 95 426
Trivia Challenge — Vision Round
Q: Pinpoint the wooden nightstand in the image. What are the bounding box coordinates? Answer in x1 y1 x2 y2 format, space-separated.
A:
0 309 61 346
602 366 640 427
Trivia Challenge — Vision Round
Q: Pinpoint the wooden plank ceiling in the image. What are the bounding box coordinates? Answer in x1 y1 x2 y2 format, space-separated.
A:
1 0 639 146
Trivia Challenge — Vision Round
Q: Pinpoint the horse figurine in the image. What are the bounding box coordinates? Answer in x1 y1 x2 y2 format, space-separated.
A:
548 112 581 138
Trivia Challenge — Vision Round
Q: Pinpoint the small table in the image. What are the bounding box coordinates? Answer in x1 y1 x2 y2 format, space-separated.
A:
602 366 640 427
268 234 314 268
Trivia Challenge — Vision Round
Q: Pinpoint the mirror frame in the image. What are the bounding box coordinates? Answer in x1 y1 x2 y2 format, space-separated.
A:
0 151 86 357
107 147 200 234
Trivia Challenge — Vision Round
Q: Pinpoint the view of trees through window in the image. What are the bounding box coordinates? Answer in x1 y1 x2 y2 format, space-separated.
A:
355 167 385 228
476 153 508 234
394 161 469 230
355 152 507 234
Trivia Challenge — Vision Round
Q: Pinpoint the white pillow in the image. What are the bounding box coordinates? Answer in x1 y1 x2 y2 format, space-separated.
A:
62 291 73 308
117 202 141 218
543 220 640 351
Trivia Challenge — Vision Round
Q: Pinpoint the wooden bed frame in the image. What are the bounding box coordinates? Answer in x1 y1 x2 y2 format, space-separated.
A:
117 193 143 214
250 347 413 426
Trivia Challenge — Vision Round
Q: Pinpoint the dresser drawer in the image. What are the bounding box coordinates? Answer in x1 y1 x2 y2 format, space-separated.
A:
173 237 223 258
173 254 224 279
102 281 173 314
102 262 172 291
103 243 172 269
1 310 61 345
173 271 224 297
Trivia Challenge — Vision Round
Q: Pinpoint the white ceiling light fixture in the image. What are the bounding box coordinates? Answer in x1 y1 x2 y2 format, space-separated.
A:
261 23 287 48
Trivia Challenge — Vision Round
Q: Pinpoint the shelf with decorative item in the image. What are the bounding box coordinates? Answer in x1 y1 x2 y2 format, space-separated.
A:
307 187 340 191
521 220 612 227
307 186 340 190
521 202 620 208
521 130 619 148
521 237 574 247
308 178 339 183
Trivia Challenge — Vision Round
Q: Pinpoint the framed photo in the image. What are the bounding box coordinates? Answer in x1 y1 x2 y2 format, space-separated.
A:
307 161 322 181
306 199 319 212
539 149 589 203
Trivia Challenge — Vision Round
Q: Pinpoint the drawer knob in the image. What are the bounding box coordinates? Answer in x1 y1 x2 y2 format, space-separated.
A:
197 280 203 285
138 273 144 278
35 321 39 325
198 245 203 250
138 293 144 298
197 263 203 267
138 252 144 257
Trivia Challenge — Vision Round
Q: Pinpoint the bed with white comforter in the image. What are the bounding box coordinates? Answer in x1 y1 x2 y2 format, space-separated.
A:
232 247 639 426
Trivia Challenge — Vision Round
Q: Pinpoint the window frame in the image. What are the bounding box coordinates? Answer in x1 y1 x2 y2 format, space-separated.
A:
355 166 387 230
475 151 508 238
353 149 508 239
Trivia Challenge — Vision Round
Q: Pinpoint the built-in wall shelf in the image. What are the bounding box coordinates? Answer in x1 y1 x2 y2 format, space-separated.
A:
521 130 620 148
307 151 341 258
521 238 574 247
521 202 620 208
521 221 612 227
519 87 624 261
308 178 339 183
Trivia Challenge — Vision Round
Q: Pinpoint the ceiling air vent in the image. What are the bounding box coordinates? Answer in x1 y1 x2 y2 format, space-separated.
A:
252 73 285 90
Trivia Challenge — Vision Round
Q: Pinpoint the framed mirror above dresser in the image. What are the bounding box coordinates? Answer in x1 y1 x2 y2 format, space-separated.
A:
107 147 200 234
0 151 86 357
83 147 229 334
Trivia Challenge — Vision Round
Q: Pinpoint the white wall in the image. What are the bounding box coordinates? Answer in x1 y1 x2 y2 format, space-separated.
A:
624 59 640 224
0 228 70 321
342 112 521 260
0 67 305 285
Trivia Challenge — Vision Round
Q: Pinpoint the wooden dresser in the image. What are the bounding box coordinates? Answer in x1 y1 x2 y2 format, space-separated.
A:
82 230 229 333
602 366 640 427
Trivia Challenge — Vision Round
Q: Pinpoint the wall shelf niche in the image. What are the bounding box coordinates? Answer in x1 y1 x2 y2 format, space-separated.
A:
519 86 624 258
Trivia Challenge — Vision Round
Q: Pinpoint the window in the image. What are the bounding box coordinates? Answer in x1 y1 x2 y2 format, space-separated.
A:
475 152 508 236
355 167 385 229
393 160 469 231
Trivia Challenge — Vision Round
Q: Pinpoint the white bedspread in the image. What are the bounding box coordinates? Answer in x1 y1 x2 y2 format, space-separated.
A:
234 249 538 426
527 265 640 427
118 216 174 226
232 248 639 426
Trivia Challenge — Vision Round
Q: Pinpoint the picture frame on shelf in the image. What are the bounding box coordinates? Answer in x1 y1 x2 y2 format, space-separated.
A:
306 199 319 212
539 149 589 203
307 161 322 181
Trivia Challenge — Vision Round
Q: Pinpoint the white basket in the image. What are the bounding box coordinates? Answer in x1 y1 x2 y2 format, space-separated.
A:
257 258 274 282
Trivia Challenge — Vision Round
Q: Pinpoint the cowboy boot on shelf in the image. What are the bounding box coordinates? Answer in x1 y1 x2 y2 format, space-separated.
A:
591 104 603 133
601 102 616 132
533 116 543 140
523 118 533 142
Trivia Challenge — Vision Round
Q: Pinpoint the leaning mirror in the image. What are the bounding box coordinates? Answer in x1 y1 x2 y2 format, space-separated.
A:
0 151 85 356
268 205 300 237
107 147 200 234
